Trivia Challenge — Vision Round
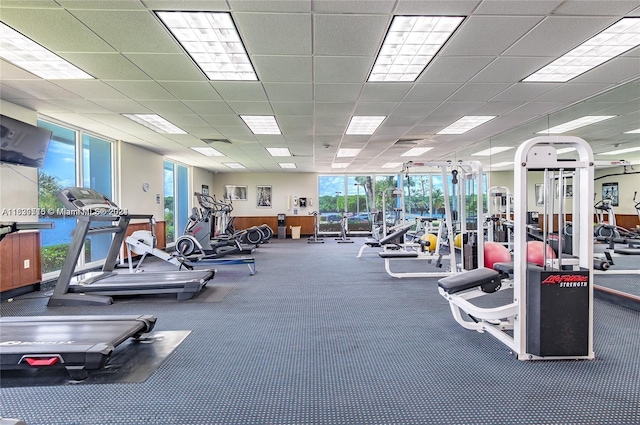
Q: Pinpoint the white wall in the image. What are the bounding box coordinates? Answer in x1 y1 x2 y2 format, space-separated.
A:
0 101 39 222
594 168 639 215
212 172 317 216
117 141 166 219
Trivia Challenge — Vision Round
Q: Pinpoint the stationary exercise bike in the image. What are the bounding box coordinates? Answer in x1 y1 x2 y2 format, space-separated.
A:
335 213 353 244
307 211 324 243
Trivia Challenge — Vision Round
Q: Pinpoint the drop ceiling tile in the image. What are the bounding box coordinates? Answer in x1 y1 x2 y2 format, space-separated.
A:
448 83 512 102
491 83 560 102
254 57 313 83
105 81 174 100
184 101 236 115
468 101 526 116
61 53 152 80
3 80 82 99
314 14 388 56
158 82 222 101
0 8 115 52
90 99 149 113
393 102 439 117
315 84 363 102
504 17 620 57
161 115 209 127
353 102 399 115
227 101 274 115
404 84 463 102
360 83 413 102
474 0 562 14
271 102 314 115
419 57 495 83
0 83 34 100
70 10 183 53
138 0 229 10
200 115 245 126
123 54 204 81
137 100 196 115
394 0 480 15
443 16 543 56
235 13 312 55
313 0 395 13
314 56 372 83
553 1 640 15
212 82 268 101
229 0 310 12
52 80 131 99
469 57 552 83
263 83 313 102
535 84 612 103
45 98 113 113
571 57 640 85
315 103 356 116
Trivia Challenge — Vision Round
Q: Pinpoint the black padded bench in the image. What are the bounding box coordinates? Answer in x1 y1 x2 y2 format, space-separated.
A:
378 223 414 245
493 262 514 275
379 251 419 259
438 268 501 294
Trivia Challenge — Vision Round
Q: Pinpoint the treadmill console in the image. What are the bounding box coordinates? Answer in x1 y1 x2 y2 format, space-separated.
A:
57 187 119 213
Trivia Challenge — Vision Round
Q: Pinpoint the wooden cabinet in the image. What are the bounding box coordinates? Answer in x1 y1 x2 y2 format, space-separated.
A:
0 231 43 293
231 216 314 236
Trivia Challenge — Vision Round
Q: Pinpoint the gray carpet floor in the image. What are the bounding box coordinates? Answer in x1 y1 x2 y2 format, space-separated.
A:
1 238 639 425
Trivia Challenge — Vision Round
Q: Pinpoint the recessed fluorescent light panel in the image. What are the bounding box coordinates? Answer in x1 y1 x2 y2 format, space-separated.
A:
536 116 616 134
345 116 386 135
266 147 291 157
156 11 257 81
368 16 464 82
381 162 403 168
624 128 640 134
240 116 281 135
401 147 434 157
122 114 186 134
471 147 513 157
223 162 245 169
191 147 224 157
279 163 297 169
488 162 513 168
337 148 362 157
0 22 93 79
598 146 640 156
331 163 349 169
524 18 640 82
437 116 497 134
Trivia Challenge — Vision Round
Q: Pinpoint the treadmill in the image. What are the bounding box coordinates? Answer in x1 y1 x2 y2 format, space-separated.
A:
0 222 157 380
0 315 156 380
47 187 215 306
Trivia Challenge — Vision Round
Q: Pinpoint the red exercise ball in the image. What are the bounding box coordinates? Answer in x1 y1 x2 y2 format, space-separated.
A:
484 241 512 269
526 241 556 266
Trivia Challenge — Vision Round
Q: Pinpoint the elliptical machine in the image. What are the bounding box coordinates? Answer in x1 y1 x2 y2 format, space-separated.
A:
307 211 324 243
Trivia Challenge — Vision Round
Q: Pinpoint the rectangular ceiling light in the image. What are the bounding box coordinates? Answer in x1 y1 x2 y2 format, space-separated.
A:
624 128 640 134
191 147 224 157
266 147 291 157
597 146 640 156
156 11 257 81
345 116 386 135
279 162 297 169
337 148 362 157
437 116 497 134
524 18 640 82
122 114 186 134
401 147 434 156
488 161 513 168
536 116 616 134
331 163 349 169
368 16 464 82
223 162 245 169
381 162 403 168
0 22 93 79
241 115 281 135
471 146 513 157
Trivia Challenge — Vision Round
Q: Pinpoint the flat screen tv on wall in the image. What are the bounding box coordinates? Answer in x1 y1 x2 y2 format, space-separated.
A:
0 114 52 168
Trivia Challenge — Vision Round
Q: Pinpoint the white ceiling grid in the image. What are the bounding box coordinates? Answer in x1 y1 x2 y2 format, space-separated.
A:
0 0 639 173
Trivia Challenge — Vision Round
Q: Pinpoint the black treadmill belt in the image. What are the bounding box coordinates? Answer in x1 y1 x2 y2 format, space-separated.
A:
0 315 156 378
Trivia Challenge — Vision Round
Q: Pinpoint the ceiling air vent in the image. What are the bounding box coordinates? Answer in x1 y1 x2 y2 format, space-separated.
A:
394 139 421 145
201 138 231 144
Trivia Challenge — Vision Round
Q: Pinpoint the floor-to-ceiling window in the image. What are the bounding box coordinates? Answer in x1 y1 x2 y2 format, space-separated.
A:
37 120 114 276
164 160 189 245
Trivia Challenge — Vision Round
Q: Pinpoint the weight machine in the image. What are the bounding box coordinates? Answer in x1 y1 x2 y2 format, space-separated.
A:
438 136 595 361
376 160 485 278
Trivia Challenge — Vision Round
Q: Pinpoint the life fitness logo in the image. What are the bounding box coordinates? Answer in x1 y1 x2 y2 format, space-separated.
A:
542 274 589 288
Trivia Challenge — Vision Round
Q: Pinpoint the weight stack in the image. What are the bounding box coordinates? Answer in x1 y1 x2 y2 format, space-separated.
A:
463 244 477 270
526 268 590 357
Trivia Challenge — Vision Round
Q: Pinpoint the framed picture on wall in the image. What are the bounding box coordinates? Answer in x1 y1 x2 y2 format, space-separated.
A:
224 185 248 201
535 184 545 206
201 184 209 196
256 185 272 208
602 182 619 206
